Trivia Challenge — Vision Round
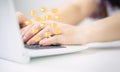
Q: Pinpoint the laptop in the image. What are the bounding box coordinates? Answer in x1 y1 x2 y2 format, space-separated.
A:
0 0 89 63
0 0 120 63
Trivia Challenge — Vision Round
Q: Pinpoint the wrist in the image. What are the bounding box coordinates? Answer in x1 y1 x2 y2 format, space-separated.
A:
75 24 98 45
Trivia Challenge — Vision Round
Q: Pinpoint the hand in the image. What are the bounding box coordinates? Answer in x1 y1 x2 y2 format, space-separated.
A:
16 12 28 28
21 21 85 46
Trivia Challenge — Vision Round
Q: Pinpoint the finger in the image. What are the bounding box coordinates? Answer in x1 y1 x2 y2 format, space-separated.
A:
27 26 52 45
20 24 33 37
39 35 62 46
23 23 42 42
16 12 28 28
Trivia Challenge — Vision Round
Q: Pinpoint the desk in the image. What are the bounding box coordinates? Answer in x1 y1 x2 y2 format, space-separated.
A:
0 47 120 72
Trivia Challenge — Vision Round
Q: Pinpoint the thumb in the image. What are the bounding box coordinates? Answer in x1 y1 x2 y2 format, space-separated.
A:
16 12 28 28
39 35 62 46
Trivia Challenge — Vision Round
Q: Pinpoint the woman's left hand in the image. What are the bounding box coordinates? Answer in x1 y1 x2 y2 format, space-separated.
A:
16 12 28 28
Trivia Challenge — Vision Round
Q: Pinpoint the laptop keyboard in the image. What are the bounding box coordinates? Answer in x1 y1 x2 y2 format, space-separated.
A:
24 44 66 50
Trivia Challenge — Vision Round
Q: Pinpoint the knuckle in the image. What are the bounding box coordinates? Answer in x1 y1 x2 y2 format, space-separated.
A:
54 36 60 43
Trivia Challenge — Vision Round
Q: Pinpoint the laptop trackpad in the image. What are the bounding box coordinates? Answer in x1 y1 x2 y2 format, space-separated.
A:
24 44 66 49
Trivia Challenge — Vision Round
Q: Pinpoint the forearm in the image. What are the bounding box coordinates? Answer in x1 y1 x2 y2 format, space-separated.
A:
57 0 97 25
80 13 120 44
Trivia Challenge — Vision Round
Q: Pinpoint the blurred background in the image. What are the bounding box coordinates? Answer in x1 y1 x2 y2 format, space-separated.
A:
13 0 120 28
14 0 71 18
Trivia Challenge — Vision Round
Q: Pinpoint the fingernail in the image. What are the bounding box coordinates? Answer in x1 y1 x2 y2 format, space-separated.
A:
40 44 45 46
27 41 31 45
23 36 27 42
27 40 33 45
27 42 31 45
40 41 46 46
40 41 45 44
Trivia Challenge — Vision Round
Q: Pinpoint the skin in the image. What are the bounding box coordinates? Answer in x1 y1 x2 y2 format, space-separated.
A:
57 0 97 25
21 21 84 45
16 12 28 28
17 0 120 46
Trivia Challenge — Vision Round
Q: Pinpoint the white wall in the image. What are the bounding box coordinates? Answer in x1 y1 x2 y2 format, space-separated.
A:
13 0 70 18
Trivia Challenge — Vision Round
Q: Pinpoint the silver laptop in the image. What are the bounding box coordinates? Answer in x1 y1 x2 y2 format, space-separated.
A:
0 0 89 63
0 0 120 63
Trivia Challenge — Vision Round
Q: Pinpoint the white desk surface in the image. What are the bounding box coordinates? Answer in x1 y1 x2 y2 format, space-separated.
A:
0 47 120 72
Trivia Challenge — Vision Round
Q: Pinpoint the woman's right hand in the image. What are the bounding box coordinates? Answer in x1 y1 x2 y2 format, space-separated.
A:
20 21 87 46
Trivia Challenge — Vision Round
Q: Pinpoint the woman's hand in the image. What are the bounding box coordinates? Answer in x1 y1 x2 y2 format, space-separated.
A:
16 12 28 28
21 21 86 46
